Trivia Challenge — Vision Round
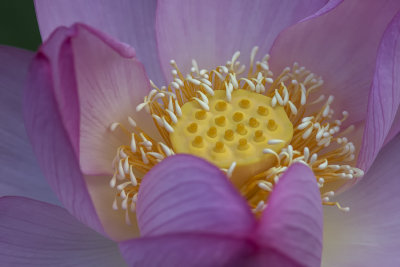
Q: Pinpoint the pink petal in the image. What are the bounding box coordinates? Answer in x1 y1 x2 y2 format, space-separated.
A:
384 110 400 145
122 157 321 266
156 0 328 82
119 234 254 267
269 0 400 128
0 196 125 266
34 0 164 84
24 53 104 235
358 12 400 172
0 46 58 204
25 24 151 240
36 24 153 175
136 154 254 237
323 134 400 266
256 163 323 267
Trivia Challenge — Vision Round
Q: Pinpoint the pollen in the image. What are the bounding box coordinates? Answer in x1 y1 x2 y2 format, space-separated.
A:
109 46 364 224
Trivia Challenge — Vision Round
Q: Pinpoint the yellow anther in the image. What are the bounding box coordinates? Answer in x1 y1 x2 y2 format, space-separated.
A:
239 99 250 109
236 123 247 135
233 112 244 122
224 129 234 141
195 110 207 120
207 126 217 138
214 141 225 153
192 136 204 148
249 117 259 128
254 130 265 142
267 119 277 131
187 122 198 133
215 116 226 126
237 138 249 151
215 101 227 111
257 106 269 116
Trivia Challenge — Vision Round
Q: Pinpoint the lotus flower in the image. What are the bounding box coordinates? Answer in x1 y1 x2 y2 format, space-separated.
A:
1 0 400 266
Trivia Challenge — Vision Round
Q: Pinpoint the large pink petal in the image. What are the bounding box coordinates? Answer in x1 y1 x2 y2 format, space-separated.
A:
256 163 323 267
156 0 328 82
25 24 150 240
121 155 308 266
358 12 400 172
121 154 256 266
270 0 400 128
323 134 400 266
136 154 254 237
0 46 58 205
119 234 255 267
120 233 306 267
24 53 104 235
0 196 125 266
384 111 400 146
34 0 164 84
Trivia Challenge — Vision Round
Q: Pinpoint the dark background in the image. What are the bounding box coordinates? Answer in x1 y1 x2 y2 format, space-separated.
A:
0 0 42 51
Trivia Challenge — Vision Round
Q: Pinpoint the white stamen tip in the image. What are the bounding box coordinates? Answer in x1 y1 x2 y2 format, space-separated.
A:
227 162 236 178
110 122 119 131
128 117 137 127
268 139 284 145
112 198 118 210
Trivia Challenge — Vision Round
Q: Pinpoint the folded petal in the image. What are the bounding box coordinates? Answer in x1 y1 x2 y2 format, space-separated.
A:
323 134 400 266
35 24 154 175
119 234 255 267
0 196 126 266
256 163 323 267
25 24 150 239
384 111 400 145
24 52 104 235
156 0 327 81
270 0 400 128
34 0 164 84
0 46 59 205
137 154 254 237
358 12 400 172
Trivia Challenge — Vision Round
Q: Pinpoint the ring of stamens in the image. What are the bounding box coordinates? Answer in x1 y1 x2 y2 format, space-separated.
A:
109 46 364 224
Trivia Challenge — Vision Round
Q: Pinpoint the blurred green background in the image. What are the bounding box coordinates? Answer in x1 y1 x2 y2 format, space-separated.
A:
0 0 42 51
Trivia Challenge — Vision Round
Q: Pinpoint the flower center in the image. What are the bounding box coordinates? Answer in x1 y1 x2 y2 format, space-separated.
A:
109 47 364 225
170 89 293 186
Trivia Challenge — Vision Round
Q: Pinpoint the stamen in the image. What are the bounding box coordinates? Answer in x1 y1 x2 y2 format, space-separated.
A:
109 47 364 224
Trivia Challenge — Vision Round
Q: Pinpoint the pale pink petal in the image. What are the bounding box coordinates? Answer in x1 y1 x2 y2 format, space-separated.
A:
257 163 323 267
358 13 400 171
71 25 155 175
136 154 254 236
25 24 150 240
0 196 125 266
85 174 140 242
156 0 328 81
269 0 400 128
0 46 58 204
323 134 400 266
34 0 164 84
